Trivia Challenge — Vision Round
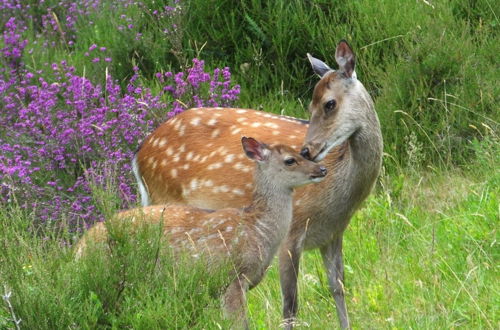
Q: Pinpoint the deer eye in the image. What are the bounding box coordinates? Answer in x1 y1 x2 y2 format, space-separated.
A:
324 99 337 114
284 158 297 166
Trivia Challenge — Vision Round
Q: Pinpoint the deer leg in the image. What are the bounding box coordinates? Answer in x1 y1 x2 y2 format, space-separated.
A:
222 275 249 329
279 238 303 330
320 237 350 329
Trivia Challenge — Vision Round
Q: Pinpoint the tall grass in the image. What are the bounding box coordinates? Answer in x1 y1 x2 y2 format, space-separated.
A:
0 204 231 329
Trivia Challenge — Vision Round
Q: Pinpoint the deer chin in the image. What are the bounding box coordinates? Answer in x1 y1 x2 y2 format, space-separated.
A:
310 176 326 183
313 129 356 162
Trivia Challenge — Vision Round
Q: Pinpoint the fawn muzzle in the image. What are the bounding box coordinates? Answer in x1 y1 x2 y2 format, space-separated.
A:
310 165 327 182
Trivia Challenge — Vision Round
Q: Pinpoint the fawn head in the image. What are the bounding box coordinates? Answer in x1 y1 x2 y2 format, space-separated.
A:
241 137 327 189
301 40 366 161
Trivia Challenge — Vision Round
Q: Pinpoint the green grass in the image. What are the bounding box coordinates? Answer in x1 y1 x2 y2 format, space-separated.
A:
247 147 498 328
0 206 231 329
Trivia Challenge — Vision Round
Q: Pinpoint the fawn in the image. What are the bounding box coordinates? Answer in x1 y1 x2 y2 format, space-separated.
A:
76 137 327 328
131 40 383 328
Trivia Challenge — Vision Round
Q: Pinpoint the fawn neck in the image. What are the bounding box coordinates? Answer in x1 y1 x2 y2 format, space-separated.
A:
246 165 295 241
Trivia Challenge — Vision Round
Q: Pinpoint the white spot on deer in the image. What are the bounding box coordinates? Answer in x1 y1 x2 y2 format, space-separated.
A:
245 183 253 189
158 138 167 148
264 122 279 129
171 168 178 178
232 188 244 196
151 138 159 147
237 154 245 160
166 147 174 156
236 117 246 123
151 160 157 170
233 162 251 172
179 124 186 136
207 118 217 126
219 185 230 193
225 226 233 232
272 130 280 135
211 128 221 138
204 180 214 187
173 155 180 162
179 144 186 153
217 146 229 156
147 157 154 165
186 151 194 161
231 127 242 135
190 117 201 126
169 117 178 125
200 156 208 163
224 154 235 163
160 159 167 167
207 162 223 170
214 112 222 117
174 120 182 131
236 109 247 114
190 179 199 191
182 163 190 170
193 154 201 162
251 122 262 128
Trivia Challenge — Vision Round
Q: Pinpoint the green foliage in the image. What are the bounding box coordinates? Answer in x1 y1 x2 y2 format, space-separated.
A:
0 206 230 329
182 0 499 168
17 0 497 168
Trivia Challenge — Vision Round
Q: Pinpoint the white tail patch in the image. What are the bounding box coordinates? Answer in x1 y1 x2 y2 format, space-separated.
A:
132 153 150 206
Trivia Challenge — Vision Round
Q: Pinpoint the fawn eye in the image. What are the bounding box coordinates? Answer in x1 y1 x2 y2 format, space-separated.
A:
284 158 296 166
324 99 337 114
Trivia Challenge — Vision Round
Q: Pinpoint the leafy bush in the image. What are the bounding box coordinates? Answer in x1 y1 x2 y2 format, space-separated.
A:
0 205 231 329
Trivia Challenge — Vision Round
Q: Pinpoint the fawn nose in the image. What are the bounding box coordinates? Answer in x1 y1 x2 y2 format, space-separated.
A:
300 147 311 160
319 166 327 177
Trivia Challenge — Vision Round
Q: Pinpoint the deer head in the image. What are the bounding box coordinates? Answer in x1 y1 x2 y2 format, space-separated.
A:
242 137 327 190
301 40 368 161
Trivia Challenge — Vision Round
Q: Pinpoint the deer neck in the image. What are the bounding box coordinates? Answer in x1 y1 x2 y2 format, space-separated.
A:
325 98 382 205
246 171 294 243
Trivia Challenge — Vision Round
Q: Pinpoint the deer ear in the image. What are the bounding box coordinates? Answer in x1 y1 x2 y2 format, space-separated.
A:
335 40 355 78
307 53 332 77
241 137 270 162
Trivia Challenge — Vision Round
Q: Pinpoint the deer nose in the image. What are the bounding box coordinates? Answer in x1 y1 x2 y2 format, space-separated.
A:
300 147 311 160
319 166 327 176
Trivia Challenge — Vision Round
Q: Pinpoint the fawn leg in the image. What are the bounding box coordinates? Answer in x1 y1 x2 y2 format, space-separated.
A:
321 237 350 329
222 275 249 329
279 238 303 330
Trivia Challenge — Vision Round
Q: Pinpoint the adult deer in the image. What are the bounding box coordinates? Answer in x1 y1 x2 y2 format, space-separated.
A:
132 40 382 328
77 137 326 328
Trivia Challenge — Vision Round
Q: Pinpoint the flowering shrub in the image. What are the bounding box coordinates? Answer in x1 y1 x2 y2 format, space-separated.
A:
0 13 240 227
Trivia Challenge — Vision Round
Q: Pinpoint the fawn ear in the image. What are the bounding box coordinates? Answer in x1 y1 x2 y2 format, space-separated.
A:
335 40 356 78
307 53 332 77
241 137 270 162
